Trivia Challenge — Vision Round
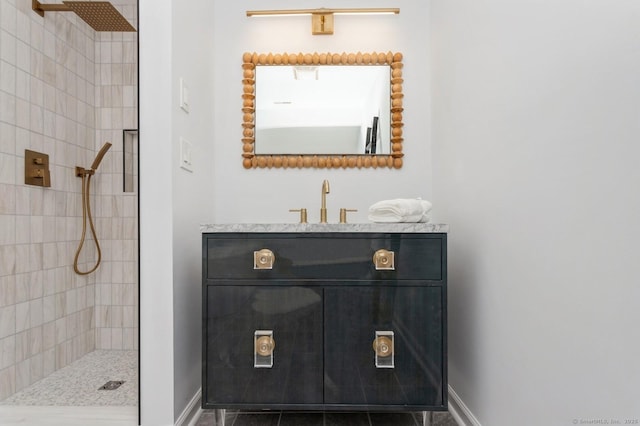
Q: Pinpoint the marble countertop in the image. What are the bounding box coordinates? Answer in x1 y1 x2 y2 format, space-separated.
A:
201 223 449 233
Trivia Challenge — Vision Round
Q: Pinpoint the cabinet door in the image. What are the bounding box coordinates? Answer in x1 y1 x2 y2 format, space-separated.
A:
324 286 445 408
204 285 323 406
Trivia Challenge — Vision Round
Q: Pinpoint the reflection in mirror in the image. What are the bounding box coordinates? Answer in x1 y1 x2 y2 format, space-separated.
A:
242 51 404 169
255 66 390 155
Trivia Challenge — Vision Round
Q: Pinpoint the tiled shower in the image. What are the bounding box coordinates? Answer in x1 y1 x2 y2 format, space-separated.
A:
0 0 138 405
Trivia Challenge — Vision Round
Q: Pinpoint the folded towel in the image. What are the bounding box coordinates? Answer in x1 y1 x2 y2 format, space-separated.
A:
368 198 433 223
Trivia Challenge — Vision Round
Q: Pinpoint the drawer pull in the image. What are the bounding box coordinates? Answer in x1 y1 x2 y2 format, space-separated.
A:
254 330 275 368
256 335 275 356
373 331 395 368
254 249 275 269
372 336 393 357
373 249 395 270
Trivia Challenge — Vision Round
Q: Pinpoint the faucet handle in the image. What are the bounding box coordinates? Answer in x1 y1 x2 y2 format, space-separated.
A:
339 208 358 224
289 208 308 224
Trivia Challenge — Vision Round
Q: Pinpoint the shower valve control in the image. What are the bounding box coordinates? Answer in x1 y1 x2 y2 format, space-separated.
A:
25 149 51 187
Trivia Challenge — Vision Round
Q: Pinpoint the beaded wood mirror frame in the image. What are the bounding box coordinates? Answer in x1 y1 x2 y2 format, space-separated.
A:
241 51 404 169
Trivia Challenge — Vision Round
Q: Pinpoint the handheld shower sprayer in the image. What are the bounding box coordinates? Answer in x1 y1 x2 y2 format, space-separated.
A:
73 142 112 275
91 142 112 171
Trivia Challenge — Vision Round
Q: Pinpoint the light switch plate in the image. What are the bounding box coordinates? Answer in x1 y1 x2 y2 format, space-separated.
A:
179 78 190 113
179 137 193 172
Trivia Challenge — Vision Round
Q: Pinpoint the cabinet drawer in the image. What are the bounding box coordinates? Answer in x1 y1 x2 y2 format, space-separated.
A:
204 233 445 282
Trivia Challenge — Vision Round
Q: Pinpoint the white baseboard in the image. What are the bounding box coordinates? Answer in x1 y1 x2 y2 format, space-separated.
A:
175 388 202 426
448 385 482 426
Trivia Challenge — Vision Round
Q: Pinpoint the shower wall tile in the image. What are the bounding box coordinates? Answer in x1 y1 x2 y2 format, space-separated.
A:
43 110 56 138
43 270 55 297
30 216 43 243
30 76 43 105
76 286 86 311
14 274 27 303
0 336 16 369
0 1 17 34
42 347 54 377
15 9 30 45
0 215 15 245
16 41 30 74
0 153 16 184
16 69 31 101
0 123 16 155
42 242 57 267
111 329 123 350
0 366 16 400
15 358 29 392
0 184 16 216
28 244 43 272
15 186 30 215
54 342 65 370
14 244 29 274
29 299 43 328
0 91 16 126
0 276 16 307
29 326 42 357
0 245 16 276
0 62 16 95
43 295 55 324
15 301 29 333
16 97 30 129
28 271 43 300
14 331 27 364
54 317 66 345
29 352 43 384
0 306 15 339
122 328 134 350
0 31 17 64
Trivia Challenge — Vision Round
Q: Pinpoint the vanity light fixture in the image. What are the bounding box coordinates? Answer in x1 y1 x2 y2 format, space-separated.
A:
246 8 400 35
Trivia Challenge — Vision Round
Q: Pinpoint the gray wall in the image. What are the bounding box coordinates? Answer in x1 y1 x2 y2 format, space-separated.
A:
139 0 216 424
431 1 640 424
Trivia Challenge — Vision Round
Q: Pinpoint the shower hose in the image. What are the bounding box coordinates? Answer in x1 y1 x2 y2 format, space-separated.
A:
73 171 101 275
73 142 111 275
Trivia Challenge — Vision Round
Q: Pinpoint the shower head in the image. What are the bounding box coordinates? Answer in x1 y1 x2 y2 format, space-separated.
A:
32 0 136 32
91 142 112 171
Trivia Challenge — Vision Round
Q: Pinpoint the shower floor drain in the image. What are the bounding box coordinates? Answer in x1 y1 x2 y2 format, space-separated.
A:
98 380 125 390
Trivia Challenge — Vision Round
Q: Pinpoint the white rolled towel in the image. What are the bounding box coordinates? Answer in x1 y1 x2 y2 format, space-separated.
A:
368 198 433 223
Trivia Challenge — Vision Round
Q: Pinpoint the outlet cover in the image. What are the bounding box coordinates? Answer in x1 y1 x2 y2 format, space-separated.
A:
179 137 193 172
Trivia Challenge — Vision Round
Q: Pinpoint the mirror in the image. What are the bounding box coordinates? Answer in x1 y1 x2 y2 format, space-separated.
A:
255 65 390 155
242 51 404 169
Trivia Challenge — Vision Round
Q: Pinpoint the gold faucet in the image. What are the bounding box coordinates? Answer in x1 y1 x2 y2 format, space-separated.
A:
320 179 330 223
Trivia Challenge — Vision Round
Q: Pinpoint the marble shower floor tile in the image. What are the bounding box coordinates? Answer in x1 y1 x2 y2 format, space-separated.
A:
0 350 138 406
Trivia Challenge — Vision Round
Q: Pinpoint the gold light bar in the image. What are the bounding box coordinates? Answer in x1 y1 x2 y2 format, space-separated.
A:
246 8 400 35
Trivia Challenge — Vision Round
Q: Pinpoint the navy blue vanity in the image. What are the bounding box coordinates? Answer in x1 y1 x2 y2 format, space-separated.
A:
201 224 448 418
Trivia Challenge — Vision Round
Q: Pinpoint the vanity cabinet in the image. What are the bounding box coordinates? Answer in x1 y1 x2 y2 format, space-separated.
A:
202 231 447 412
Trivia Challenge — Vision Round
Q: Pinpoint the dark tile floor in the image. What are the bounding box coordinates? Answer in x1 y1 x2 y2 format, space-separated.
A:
197 410 457 426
